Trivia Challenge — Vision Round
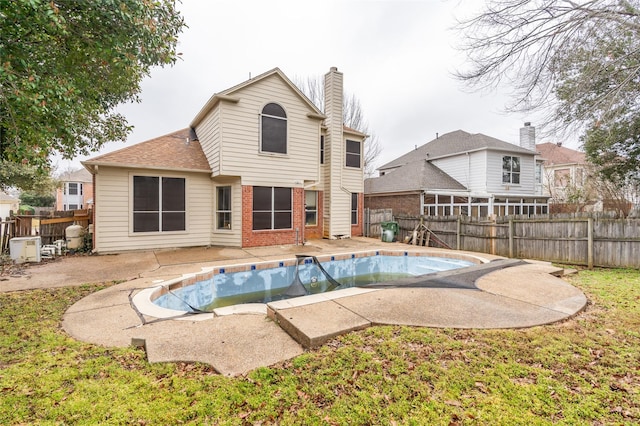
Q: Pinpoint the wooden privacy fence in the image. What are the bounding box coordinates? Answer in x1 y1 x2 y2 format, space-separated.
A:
364 208 393 238
39 210 91 245
0 210 91 253
385 213 640 268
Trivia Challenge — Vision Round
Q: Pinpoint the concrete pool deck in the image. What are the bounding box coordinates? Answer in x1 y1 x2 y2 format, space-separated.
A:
2 237 587 377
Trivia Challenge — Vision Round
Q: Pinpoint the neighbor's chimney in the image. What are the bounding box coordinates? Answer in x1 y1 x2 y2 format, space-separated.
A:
519 122 535 151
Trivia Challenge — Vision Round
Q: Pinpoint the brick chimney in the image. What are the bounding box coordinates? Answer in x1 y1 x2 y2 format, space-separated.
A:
519 122 536 151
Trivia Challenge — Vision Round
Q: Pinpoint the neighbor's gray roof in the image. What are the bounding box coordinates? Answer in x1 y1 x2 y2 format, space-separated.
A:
365 160 466 194
379 130 537 171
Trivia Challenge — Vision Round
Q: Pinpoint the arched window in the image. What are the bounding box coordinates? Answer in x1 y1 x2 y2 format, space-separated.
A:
261 103 287 154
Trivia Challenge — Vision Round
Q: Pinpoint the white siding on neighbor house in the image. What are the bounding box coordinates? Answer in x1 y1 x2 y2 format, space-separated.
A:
195 105 221 175
432 151 488 192
217 74 321 187
211 178 242 247
485 150 537 195
94 167 213 253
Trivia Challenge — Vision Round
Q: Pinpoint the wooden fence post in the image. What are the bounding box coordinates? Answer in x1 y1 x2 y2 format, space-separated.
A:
587 217 593 269
456 216 461 250
508 218 514 258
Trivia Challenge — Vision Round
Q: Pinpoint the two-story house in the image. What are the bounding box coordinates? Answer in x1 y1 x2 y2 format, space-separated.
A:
56 168 94 211
536 142 590 210
365 125 549 218
82 67 366 253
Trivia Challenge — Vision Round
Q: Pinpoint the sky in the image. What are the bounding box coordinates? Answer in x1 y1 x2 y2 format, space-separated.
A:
59 0 570 174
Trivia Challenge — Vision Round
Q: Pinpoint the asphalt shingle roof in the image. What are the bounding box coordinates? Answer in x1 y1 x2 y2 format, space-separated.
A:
365 160 466 194
536 142 586 165
58 168 92 182
83 129 211 172
379 130 536 171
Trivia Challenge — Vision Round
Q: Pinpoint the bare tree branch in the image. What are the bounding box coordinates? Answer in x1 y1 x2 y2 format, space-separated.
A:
455 0 640 137
294 75 382 175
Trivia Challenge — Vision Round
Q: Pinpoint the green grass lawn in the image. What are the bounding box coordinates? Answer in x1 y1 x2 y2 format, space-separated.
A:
1 268 638 425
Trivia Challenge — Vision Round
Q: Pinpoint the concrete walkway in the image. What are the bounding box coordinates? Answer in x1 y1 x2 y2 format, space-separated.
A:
1 238 587 377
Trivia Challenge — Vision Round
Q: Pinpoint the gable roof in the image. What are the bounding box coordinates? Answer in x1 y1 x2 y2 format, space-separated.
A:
190 67 326 128
379 130 536 171
0 192 19 203
82 129 211 173
536 142 586 165
58 168 92 183
365 160 466 194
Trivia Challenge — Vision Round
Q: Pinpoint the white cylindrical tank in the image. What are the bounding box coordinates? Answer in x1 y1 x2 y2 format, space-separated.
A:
65 224 85 250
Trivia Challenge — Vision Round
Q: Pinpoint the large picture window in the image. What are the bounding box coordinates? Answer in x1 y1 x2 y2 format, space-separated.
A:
346 140 361 168
216 186 232 229
305 190 317 226
502 156 520 184
261 103 287 154
351 193 358 225
133 176 185 233
252 186 292 230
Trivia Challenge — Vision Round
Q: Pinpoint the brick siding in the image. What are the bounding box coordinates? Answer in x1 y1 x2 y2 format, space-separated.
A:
365 192 421 217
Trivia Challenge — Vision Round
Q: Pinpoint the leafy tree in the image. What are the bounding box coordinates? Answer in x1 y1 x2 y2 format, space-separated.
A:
0 0 185 190
19 191 56 208
295 76 382 177
0 159 57 193
455 0 640 181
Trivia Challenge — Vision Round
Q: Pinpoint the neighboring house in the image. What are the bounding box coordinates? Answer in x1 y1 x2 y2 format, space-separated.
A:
365 123 549 218
537 141 640 214
56 168 94 211
82 67 366 253
535 142 591 209
0 192 20 219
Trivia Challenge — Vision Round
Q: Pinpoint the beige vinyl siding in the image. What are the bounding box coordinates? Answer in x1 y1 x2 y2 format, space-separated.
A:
94 167 213 253
341 138 365 193
486 151 537 194
218 74 321 187
329 190 352 235
211 178 242 247
195 106 221 175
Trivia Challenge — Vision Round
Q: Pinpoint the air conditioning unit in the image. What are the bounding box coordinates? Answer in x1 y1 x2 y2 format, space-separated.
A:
9 236 42 264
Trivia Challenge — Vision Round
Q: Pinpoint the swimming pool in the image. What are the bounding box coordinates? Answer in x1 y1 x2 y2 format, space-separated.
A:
146 250 477 314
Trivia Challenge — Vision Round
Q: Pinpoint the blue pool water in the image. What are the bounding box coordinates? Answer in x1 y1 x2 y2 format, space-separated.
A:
154 255 474 312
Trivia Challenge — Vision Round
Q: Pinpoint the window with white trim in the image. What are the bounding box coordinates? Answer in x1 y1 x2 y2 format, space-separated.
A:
216 186 232 229
305 191 317 226
502 156 521 184
351 193 358 225
68 182 78 195
346 140 361 168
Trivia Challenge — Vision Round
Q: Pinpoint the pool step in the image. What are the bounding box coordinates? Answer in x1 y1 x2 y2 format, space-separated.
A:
266 288 377 348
